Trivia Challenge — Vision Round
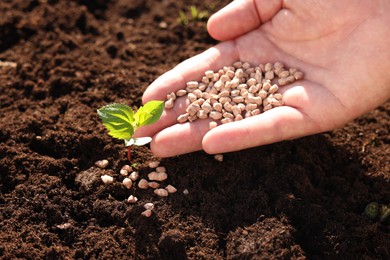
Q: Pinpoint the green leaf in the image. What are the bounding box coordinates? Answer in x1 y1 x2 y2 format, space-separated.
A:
134 100 164 128
178 10 188 25
190 6 198 19
97 103 135 139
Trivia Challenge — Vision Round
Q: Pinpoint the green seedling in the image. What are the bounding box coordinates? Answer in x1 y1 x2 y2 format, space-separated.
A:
131 162 139 168
178 6 208 25
364 202 380 220
178 10 188 25
364 202 390 223
189 6 208 21
97 101 164 161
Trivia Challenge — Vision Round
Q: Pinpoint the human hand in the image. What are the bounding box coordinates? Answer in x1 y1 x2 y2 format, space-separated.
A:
137 0 390 157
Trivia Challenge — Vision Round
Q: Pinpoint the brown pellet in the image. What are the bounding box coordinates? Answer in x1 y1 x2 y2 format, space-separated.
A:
101 175 113 184
221 118 233 124
213 102 223 112
219 97 231 104
165 98 174 109
235 69 244 78
214 154 224 162
242 62 251 70
223 112 234 119
278 70 290 78
219 90 230 97
122 165 133 173
232 96 244 103
129 171 139 182
177 113 189 123
289 68 298 74
237 103 246 111
201 76 209 84
176 89 187 97
186 103 200 116
148 160 160 168
246 103 258 111
262 81 272 91
167 92 176 100
144 203 154 210
148 171 168 182
294 71 304 80
254 71 262 83
247 78 257 86
232 106 241 116
274 93 283 100
197 110 208 119
165 185 177 193
193 89 203 98
148 181 160 189
235 114 243 121
201 92 210 100
154 188 169 197
233 61 243 68
123 178 133 189
223 102 233 112
248 84 260 93
141 209 152 217
167 61 303 125
278 77 289 86
286 75 296 83
210 111 223 120
127 195 138 204
186 81 198 88
156 166 166 173
264 63 273 72
201 102 212 113
209 121 218 129
188 114 198 122
251 109 261 116
269 84 279 94
264 71 274 80
205 70 214 78
187 93 197 103
120 169 128 177
95 159 109 169
263 104 273 111
226 70 235 79
138 179 149 189
274 62 284 70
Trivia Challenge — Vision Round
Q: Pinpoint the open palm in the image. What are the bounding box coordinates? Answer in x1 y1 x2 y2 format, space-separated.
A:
138 0 390 157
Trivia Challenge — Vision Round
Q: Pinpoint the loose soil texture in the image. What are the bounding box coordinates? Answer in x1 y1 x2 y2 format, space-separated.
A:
0 0 389 259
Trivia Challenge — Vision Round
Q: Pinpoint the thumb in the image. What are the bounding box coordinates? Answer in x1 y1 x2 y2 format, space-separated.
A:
207 0 283 41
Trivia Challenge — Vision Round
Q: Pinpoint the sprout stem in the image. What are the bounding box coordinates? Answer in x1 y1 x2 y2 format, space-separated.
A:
127 146 131 161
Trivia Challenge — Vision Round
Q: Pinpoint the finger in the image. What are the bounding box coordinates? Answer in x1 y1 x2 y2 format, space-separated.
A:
207 0 283 41
142 41 238 103
149 119 214 158
202 106 318 154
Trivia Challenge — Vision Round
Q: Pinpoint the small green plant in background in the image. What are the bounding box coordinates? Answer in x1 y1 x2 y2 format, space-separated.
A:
131 162 139 168
178 5 209 25
189 6 208 20
178 10 188 25
97 101 164 161
364 202 390 223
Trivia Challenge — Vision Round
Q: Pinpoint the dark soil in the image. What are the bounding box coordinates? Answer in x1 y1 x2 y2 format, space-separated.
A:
0 0 389 259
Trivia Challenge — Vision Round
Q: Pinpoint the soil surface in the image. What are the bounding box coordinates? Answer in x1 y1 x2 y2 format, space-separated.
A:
0 0 389 259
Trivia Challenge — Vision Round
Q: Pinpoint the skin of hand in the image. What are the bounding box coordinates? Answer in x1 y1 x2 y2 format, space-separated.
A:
136 0 390 158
